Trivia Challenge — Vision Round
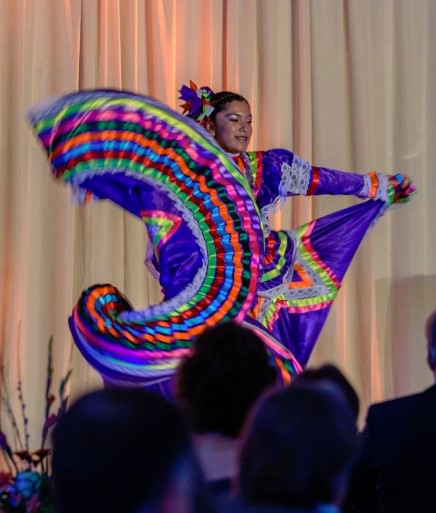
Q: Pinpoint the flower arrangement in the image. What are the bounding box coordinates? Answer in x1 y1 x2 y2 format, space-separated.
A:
0 337 72 513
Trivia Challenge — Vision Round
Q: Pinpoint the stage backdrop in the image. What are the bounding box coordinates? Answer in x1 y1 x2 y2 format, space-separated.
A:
0 0 435 446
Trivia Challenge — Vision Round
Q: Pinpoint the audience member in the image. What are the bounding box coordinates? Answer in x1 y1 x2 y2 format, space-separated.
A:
52 388 211 513
292 363 360 423
348 309 436 513
233 385 357 513
176 322 277 496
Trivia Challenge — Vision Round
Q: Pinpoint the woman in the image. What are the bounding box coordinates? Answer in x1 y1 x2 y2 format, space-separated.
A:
179 82 414 365
28 86 414 392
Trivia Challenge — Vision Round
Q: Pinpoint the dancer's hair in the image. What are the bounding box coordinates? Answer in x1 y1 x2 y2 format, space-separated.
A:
179 82 249 125
208 90 249 122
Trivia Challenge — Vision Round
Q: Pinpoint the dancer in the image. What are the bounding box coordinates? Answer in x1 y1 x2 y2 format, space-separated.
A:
28 86 414 392
179 82 415 365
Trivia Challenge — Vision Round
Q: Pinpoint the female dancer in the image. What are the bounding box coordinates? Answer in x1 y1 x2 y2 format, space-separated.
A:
179 82 414 365
28 86 414 392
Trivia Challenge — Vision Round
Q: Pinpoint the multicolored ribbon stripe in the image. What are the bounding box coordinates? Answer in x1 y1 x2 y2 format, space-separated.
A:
29 89 273 384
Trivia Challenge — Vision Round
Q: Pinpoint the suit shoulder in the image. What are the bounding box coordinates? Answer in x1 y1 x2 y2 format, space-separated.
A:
368 385 436 422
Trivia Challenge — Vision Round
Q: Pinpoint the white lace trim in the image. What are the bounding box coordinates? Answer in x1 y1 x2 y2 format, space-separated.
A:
260 205 274 235
279 154 311 196
258 154 311 233
359 173 390 202
375 174 389 202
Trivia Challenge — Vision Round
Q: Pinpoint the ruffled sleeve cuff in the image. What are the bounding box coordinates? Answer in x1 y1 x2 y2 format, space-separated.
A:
359 172 390 202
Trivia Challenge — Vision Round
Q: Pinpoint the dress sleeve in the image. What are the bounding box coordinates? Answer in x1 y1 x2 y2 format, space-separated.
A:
256 148 382 204
253 149 415 228
255 148 407 209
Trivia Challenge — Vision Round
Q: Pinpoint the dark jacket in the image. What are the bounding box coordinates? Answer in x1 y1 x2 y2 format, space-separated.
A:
349 383 436 513
215 497 342 513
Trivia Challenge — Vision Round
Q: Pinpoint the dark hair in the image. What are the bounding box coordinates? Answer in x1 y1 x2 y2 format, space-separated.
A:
239 386 357 508
176 321 277 437
209 91 250 122
52 388 199 513
292 363 360 421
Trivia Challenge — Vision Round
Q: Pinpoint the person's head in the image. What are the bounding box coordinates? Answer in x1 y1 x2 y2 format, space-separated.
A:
179 83 252 154
52 388 206 513
426 310 436 376
206 91 252 154
176 321 277 438
238 386 357 509
292 363 360 422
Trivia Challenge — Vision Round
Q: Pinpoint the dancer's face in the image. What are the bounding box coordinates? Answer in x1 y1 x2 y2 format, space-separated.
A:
208 100 252 154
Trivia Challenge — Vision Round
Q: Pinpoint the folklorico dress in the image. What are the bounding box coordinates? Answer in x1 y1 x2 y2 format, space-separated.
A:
28 89 413 394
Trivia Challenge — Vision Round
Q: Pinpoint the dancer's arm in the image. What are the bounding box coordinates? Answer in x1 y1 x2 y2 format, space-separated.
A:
254 149 414 207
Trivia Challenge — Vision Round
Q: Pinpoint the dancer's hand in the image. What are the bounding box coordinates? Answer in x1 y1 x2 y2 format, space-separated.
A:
388 173 416 204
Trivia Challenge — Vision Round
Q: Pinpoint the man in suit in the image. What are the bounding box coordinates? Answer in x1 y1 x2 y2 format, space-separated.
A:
349 310 436 513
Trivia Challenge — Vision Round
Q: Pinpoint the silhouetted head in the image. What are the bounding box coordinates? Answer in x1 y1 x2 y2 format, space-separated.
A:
52 388 206 513
176 321 277 437
239 386 357 509
292 363 360 422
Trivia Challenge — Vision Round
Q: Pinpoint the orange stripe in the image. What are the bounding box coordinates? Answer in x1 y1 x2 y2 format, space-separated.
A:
62 133 251 329
288 263 313 289
367 171 379 199
275 357 291 384
51 130 144 159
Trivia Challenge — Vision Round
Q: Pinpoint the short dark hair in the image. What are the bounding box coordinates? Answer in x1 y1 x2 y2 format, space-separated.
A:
209 91 250 122
292 363 360 421
239 386 357 508
52 388 197 513
176 322 277 437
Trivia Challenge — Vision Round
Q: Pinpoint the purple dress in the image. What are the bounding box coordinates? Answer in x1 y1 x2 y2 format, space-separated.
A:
28 89 411 392
235 150 389 366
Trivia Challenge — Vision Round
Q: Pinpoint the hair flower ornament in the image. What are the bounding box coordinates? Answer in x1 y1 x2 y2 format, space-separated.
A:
179 80 214 125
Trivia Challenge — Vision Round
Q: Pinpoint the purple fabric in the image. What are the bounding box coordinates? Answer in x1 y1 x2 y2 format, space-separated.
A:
81 175 204 300
267 200 385 365
309 199 383 280
243 150 385 365
82 151 387 369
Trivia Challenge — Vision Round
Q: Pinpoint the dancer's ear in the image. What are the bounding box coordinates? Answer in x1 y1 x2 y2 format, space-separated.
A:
205 118 216 137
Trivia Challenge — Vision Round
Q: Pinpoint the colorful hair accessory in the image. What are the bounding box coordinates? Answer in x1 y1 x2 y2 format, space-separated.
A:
179 80 214 126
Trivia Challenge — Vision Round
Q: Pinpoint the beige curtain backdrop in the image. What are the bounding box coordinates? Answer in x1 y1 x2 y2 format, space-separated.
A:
0 0 435 446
